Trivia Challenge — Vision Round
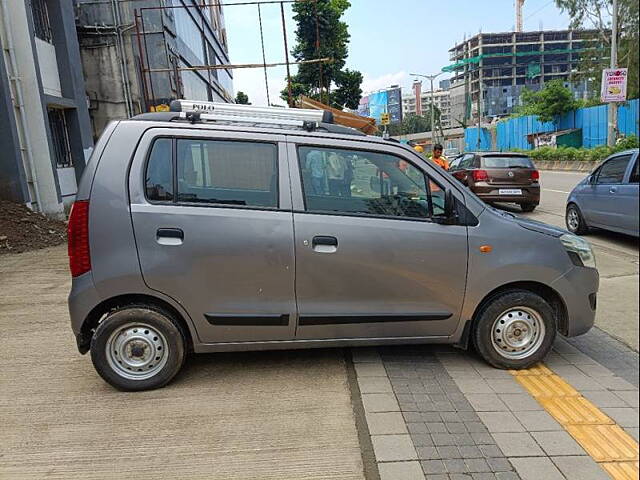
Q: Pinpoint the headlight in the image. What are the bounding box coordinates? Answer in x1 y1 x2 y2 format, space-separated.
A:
560 234 596 269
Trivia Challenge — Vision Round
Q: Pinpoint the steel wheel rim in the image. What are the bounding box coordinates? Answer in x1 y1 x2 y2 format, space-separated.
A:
106 323 169 380
567 208 580 231
490 306 546 360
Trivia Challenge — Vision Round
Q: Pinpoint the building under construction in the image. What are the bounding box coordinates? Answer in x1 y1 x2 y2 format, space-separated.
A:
446 28 608 125
75 0 235 137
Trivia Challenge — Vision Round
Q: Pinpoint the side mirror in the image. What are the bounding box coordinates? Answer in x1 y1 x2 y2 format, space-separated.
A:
588 175 597 185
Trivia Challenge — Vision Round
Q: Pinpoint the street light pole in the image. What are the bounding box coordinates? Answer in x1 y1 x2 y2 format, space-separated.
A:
411 72 443 146
607 0 618 147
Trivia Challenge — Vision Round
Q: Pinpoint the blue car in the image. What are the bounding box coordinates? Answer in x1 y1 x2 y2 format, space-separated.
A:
566 149 639 237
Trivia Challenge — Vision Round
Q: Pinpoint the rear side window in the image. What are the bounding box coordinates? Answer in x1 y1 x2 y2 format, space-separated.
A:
482 156 533 168
596 155 631 184
145 138 173 201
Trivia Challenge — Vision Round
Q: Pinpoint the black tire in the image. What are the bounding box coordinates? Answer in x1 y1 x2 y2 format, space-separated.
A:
520 203 537 212
473 290 557 370
90 304 186 391
566 203 589 235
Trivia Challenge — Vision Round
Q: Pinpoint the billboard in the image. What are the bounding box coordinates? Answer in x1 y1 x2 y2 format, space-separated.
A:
601 68 628 103
386 87 403 124
368 91 388 122
357 96 370 117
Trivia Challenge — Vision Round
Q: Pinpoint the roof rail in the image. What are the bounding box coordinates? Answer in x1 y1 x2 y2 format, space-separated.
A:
131 100 365 136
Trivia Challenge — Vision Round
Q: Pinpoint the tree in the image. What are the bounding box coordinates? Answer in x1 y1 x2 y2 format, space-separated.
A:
281 0 362 109
516 80 579 123
386 108 439 136
235 91 250 104
555 0 639 99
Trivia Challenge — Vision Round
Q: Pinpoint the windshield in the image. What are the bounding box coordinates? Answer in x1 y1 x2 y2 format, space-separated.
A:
482 156 533 168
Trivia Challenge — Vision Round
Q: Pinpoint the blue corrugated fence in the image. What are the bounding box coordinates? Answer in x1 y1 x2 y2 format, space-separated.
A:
465 99 639 151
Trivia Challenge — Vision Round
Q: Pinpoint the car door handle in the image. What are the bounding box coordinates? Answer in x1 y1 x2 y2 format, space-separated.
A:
311 236 338 253
312 236 338 247
609 187 617 194
157 228 184 245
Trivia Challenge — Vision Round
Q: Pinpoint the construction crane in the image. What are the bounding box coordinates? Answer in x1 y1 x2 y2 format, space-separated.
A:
515 0 525 32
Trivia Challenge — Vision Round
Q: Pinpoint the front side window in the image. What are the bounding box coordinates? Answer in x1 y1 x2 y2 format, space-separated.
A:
176 139 278 207
596 155 631 185
298 146 445 219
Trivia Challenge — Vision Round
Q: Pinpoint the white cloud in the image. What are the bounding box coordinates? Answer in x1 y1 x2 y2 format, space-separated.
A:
360 71 409 95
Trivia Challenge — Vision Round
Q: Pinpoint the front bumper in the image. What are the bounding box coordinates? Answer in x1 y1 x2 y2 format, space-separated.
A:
551 265 599 337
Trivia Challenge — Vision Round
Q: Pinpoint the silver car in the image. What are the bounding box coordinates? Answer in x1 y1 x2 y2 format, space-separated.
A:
566 149 639 237
68 101 599 391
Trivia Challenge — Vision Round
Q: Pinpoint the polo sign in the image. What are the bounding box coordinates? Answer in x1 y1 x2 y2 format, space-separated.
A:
601 68 628 103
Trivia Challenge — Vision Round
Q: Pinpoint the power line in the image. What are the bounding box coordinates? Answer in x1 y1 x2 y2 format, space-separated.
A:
524 0 555 21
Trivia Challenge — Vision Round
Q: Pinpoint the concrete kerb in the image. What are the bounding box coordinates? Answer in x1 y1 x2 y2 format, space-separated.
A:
535 160 599 172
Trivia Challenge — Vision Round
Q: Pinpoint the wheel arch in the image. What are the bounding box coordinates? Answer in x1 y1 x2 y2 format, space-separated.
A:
77 294 195 354
457 280 569 349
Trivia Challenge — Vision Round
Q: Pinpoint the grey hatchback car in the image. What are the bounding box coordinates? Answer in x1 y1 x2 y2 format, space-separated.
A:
68 101 599 391
566 149 639 237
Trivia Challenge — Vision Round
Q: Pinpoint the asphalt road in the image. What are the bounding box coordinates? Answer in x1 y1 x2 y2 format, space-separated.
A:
494 170 640 351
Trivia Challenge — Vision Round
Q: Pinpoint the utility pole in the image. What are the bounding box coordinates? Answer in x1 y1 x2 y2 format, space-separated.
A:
607 0 618 147
476 87 482 150
411 72 442 145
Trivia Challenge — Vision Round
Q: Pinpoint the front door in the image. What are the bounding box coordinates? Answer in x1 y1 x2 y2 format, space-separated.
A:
288 139 469 340
129 129 296 344
589 154 633 228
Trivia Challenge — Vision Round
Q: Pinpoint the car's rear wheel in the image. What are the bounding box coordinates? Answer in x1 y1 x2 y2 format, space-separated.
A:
520 203 537 212
90 305 186 391
473 290 556 369
566 203 589 235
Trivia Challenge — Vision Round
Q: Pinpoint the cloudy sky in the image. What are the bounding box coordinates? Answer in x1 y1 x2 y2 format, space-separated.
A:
223 0 572 106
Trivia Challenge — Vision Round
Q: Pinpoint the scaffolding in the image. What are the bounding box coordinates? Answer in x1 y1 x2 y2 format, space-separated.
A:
131 0 330 109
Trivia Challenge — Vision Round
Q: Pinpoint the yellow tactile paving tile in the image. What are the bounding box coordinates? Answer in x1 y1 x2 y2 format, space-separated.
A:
539 396 614 425
509 363 554 376
601 461 639 480
515 373 580 398
566 424 639 463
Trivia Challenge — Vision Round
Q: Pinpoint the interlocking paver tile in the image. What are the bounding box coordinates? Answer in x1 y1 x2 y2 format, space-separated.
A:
378 461 425 480
478 445 504 458
471 432 496 445
467 394 509 412
488 379 527 394
416 446 439 460
492 433 544 457
511 457 563 480
601 407 640 428
459 446 483 458
444 458 468 473
514 410 563 431
411 434 434 447
499 394 543 412
455 379 494 394
358 376 393 394
354 362 388 377
351 348 381 363
465 458 491 473
478 412 525 433
613 390 640 408
362 393 400 413
372 434 418 462
582 389 629 408
367 412 409 435
420 459 447 474
486 457 513 472
551 455 610 480
531 431 587 456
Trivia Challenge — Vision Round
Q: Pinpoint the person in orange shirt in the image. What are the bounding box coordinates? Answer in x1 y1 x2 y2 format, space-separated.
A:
430 144 449 170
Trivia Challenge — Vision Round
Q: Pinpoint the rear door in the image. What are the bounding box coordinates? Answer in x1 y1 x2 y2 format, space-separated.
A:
129 128 296 344
617 154 639 235
288 138 469 341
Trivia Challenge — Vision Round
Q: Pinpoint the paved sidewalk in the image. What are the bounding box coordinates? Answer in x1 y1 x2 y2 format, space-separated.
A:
353 337 639 480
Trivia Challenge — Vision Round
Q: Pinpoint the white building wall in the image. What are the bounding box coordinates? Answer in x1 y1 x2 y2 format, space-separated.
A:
4 2 63 216
35 38 62 97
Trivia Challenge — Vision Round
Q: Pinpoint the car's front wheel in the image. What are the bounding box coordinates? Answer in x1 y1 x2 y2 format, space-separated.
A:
473 290 556 369
566 203 589 235
90 305 186 391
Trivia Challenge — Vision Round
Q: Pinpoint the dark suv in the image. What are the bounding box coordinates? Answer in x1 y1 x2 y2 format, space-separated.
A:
449 152 540 212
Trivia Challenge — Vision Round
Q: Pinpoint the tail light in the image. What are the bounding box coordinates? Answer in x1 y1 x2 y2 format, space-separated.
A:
531 169 540 181
68 200 91 277
472 169 489 182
